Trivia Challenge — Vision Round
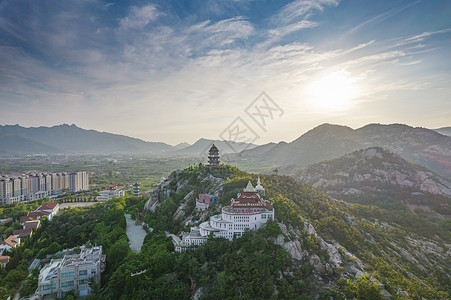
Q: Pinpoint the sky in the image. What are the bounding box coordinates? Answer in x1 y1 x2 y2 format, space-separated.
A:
0 0 450 145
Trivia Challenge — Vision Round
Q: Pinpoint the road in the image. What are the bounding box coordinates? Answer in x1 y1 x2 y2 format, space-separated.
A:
125 214 147 252
59 202 98 209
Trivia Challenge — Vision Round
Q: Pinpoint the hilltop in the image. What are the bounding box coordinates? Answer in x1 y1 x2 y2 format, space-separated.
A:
292 147 451 215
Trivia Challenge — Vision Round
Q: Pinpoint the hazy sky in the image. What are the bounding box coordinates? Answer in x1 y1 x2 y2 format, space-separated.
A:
1 0 450 145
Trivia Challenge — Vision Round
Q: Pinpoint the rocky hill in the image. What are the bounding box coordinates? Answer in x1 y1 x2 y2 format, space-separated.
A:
292 147 451 215
129 165 450 299
239 123 451 179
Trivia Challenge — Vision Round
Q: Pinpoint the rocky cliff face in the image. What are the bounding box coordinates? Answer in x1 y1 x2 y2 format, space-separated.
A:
294 147 451 214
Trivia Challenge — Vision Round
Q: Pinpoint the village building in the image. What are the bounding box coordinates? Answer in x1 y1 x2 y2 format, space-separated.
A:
35 202 59 221
0 235 20 254
96 186 125 202
195 193 217 210
175 227 208 253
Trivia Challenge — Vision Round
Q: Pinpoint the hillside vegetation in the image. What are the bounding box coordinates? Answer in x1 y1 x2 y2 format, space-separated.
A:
1 165 449 299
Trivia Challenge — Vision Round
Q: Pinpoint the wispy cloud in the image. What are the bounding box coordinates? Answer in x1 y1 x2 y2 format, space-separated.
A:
273 0 339 25
119 4 163 29
345 1 421 36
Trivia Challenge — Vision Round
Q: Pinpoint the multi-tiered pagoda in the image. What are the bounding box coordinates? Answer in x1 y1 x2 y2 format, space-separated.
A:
207 144 220 167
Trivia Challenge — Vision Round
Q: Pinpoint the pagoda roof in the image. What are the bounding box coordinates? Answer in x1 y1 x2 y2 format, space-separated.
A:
244 180 255 192
209 144 219 152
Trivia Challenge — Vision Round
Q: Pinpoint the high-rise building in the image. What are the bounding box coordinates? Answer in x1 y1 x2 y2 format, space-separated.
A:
43 173 52 193
0 178 13 204
10 177 21 198
19 176 29 200
30 174 40 193
69 172 89 193
0 171 89 205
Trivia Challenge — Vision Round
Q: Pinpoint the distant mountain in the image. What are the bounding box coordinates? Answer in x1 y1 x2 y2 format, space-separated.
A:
176 138 258 155
240 123 451 179
434 127 451 137
0 134 61 154
292 147 451 214
173 142 191 150
0 124 173 154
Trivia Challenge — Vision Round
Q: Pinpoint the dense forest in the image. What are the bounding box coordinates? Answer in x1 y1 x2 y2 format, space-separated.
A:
0 164 449 299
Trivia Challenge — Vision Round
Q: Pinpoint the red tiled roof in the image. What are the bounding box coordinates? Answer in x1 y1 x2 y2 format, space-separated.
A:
27 211 50 219
13 229 33 237
20 216 35 223
1 235 19 247
24 220 40 230
0 256 10 264
38 202 58 211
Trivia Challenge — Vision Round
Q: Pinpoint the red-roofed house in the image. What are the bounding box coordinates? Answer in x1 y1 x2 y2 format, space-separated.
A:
24 220 40 230
0 235 20 254
35 202 59 221
13 228 33 238
27 211 50 220
20 216 35 224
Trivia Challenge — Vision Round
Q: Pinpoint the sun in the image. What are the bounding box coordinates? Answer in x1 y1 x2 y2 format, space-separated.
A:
307 71 358 111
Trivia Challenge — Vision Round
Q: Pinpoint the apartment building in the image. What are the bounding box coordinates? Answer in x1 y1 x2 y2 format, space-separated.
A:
37 245 105 299
0 172 89 205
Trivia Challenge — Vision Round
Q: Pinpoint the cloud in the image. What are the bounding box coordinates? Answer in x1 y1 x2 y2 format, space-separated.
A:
0 0 450 143
345 1 421 36
403 28 451 43
119 4 163 29
273 0 339 25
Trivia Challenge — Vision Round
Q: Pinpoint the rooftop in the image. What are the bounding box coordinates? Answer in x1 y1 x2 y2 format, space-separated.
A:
37 202 59 211
39 245 103 283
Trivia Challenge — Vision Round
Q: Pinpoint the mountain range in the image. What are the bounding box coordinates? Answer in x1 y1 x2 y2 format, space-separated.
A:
1 123 451 181
0 124 257 155
239 123 451 179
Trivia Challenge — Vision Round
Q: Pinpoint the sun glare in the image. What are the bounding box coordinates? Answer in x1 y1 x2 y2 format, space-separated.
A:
307 71 358 111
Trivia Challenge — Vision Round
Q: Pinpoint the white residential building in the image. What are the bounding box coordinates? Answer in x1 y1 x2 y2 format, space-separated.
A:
175 227 208 253
96 187 125 202
36 246 105 299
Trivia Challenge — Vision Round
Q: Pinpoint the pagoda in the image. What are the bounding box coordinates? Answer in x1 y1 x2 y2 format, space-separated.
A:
207 144 220 167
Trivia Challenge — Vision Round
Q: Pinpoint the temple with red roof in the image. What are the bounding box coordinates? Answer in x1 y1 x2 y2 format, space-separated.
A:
176 179 274 252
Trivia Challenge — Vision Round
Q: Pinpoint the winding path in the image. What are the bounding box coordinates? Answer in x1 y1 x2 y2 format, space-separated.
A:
125 214 147 252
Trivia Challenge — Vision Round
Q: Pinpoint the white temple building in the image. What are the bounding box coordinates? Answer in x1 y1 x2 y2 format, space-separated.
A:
175 178 274 252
